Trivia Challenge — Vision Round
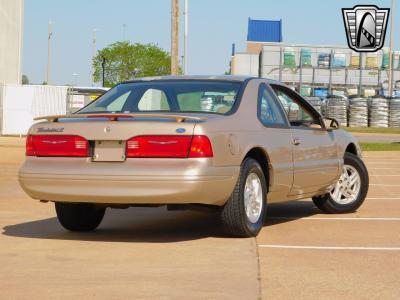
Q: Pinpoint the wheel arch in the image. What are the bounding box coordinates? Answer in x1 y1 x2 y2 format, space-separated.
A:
345 142 359 156
243 147 271 189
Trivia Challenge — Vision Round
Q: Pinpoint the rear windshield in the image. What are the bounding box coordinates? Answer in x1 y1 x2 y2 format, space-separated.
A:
79 80 242 115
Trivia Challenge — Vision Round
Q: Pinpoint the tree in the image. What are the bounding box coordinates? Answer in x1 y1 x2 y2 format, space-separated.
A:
22 74 29 85
93 41 171 87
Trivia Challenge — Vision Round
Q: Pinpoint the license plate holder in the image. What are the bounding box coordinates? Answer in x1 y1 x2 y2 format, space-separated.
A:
92 141 126 162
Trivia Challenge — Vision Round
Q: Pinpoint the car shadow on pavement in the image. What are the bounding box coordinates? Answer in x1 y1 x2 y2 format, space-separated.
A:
2 207 227 243
265 200 320 226
2 200 319 242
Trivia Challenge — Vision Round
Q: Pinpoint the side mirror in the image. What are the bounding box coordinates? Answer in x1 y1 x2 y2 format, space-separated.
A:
323 117 340 131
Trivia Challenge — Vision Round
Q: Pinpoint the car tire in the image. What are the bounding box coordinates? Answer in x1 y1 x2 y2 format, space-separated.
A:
312 152 369 214
55 202 106 231
221 158 267 237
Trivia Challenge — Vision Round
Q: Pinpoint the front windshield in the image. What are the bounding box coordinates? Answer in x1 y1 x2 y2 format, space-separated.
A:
79 80 242 115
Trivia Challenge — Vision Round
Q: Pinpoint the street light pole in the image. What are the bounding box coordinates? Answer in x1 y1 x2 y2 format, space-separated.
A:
388 0 396 97
72 73 79 87
92 29 98 86
183 0 188 75
102 57 106 87
171 0 179 75
123 24 127 41
47 21 53 85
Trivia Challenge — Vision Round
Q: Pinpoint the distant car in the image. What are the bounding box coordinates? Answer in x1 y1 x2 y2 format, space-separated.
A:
19 76 369 237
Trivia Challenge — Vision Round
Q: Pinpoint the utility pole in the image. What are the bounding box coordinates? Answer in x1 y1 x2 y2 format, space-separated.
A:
183 0 188 75
102 57 106 87
123 24 127 41
72 73 79 86
47 21 53 85
171 0 179 75
92 29 98 86
388 0 396 97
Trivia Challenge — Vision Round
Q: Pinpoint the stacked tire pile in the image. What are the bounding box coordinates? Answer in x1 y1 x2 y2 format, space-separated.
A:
348 98 368 127
305 97 323 115
326 97 348 127
389 98 400 127
369 98 389 128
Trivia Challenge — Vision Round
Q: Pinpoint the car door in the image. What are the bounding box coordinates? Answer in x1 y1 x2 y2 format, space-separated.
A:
256 83 294 202
271 84 340 196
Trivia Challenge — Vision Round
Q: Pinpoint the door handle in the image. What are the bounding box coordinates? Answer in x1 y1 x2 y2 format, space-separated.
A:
292 138 301 146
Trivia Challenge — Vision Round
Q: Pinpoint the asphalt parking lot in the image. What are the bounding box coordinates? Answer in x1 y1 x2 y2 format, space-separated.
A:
0 137 399 299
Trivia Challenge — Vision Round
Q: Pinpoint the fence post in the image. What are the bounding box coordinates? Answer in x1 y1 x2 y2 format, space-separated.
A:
299 49 303 94
358 53 363 97
328 49 333 95
279 47 282 82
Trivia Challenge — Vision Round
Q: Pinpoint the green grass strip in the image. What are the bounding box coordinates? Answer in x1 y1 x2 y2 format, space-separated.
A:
360 142 400 151
344 127 400 134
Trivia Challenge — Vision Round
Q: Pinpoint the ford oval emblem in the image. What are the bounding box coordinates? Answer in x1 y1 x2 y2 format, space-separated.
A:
176 128 186 134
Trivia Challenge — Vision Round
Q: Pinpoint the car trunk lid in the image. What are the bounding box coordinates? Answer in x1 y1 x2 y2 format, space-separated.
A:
28 113 208 161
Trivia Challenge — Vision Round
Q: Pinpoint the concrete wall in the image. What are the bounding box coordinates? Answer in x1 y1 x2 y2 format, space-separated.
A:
0 84 68 135
0 0 24 85
231 53 259 77
246 42 265 54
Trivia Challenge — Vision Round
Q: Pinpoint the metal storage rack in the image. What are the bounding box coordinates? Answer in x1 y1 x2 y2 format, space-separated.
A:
260 43 400 97
389 98 400 127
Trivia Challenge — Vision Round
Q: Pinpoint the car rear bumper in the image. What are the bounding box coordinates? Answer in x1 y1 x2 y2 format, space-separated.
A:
18 157 239 206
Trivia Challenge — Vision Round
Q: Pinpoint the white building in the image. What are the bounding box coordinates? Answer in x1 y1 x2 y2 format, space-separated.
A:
0 0 24 84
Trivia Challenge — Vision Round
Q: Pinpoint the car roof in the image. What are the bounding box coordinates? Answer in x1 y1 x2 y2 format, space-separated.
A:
123 75 280 84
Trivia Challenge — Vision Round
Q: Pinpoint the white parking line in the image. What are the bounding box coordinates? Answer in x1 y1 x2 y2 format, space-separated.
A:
258 245 400 251
367 164 400 166
365 159 400 161
369 184 400 187
370 175 400 176
268 217 400 221
366 162 400 164
368 168 400 170
367 197 400 200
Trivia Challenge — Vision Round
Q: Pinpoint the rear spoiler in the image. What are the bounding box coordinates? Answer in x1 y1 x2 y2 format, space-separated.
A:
34 113 207 123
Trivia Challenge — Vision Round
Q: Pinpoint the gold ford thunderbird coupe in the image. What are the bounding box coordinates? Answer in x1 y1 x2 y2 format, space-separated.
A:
19 76 369 237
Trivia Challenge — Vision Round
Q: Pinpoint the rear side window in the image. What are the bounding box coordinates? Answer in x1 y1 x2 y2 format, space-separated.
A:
258 84 287 127
138 89 170 111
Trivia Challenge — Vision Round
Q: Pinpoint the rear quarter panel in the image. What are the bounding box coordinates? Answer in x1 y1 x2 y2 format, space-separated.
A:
194 79 294 202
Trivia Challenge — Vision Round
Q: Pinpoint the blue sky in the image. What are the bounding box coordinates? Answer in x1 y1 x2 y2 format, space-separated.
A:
23 0 396 86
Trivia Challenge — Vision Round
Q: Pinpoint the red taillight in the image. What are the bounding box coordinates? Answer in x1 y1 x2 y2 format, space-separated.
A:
126 135 213 158
26 135 35 156
188 135 213 158
127 135 192 158
26 135 89 157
